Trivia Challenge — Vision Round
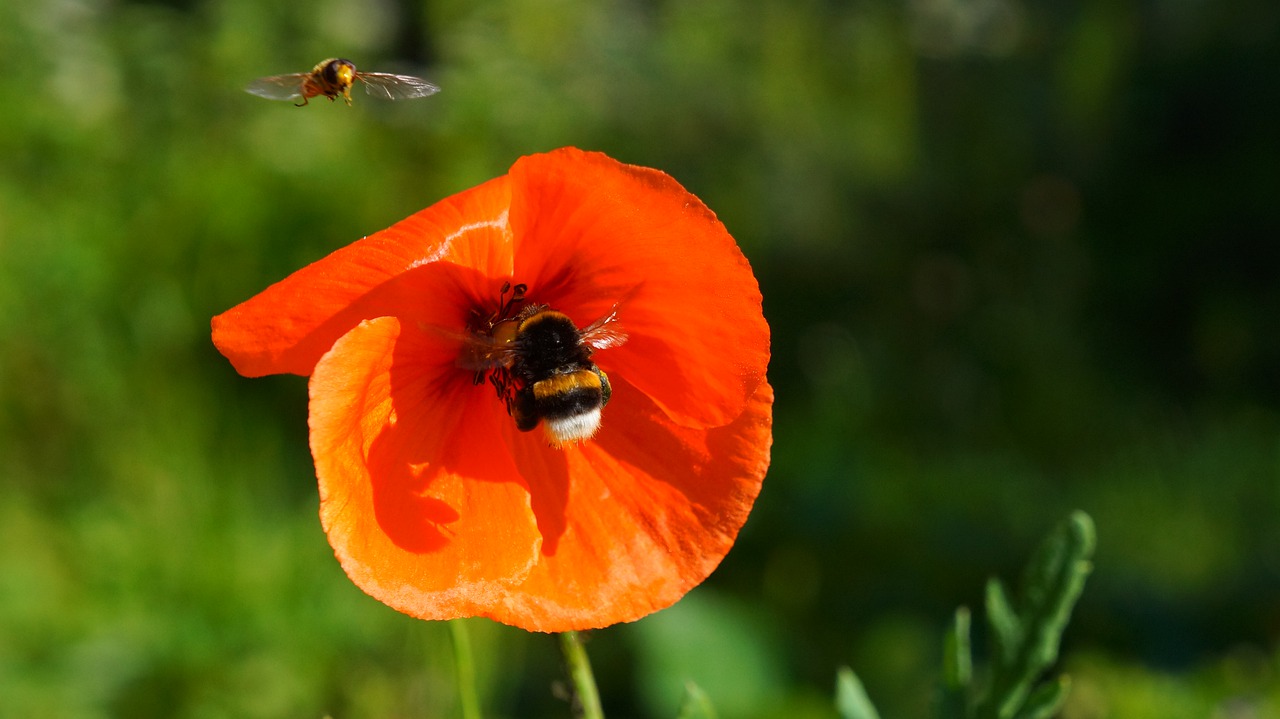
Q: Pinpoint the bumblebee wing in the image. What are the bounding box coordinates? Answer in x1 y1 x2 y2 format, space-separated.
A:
420 324 517 371
458 334 518 371
244 73 309 101
580 306 628 351
356 72 441 100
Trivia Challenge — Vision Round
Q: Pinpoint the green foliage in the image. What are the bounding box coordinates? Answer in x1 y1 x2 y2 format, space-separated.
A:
627 591 786 719
0 0 1277 715
836 667 883 719
975 512 1094 719
676 682 720 719
1061 646 1280 718
940 608 973 716
844 512 1095 719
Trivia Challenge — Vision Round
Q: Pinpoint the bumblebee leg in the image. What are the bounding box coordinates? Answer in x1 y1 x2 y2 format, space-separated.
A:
594 367 612 405
512 388 540 432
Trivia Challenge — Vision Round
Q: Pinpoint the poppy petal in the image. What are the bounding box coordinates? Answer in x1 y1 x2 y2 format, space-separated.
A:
213 175 513 378
507 148 769 430
490 375 773 631
310 316 545 618
215 147 774 632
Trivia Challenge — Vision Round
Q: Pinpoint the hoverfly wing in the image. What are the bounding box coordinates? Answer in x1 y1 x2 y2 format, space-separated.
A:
357 72 441 100
580 305 628 351
244 73 309 101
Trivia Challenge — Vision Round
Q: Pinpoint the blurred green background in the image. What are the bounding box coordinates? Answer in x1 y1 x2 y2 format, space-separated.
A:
2 0 1277 716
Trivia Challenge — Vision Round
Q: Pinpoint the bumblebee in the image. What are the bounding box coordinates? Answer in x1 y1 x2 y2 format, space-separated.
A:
245 58 440 106
462 284 627 445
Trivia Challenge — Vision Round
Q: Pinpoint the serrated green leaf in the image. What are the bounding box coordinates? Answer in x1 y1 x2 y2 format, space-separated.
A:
976 512 1096 719
836 667 883 719
675 681 718 719
1019 513 1094 678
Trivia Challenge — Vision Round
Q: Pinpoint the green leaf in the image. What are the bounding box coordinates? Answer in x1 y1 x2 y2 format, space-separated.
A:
938 607 972 719
977 511 1096 719
984 579 1020 668
836 667 883 719
675 682 718 719
1015 676 1070 719
838 512 1095 719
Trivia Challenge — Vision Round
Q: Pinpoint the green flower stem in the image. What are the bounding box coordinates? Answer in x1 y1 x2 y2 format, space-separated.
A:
559 631 605 719
449 619 482 719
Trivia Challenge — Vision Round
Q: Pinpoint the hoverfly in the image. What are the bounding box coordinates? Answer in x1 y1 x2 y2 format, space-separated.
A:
245 58 440 106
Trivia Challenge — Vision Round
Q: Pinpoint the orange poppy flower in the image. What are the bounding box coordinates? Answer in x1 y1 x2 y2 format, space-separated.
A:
212 148 772 632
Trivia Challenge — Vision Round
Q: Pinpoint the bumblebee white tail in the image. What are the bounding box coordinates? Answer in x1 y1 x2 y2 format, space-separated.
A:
543 408 603 445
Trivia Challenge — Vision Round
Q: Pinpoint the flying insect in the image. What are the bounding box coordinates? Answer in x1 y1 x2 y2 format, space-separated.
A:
461 283 628 446
245 58 440 106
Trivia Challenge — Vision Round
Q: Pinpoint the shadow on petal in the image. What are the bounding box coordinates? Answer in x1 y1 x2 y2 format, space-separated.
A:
314 314 546 617
593 375 772 540
468 375 773 631
367 431 463 554
504 433 571 555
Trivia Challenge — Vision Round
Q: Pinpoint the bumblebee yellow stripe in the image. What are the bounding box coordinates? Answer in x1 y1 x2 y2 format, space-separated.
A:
519 310 572 332
532 370 601 399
